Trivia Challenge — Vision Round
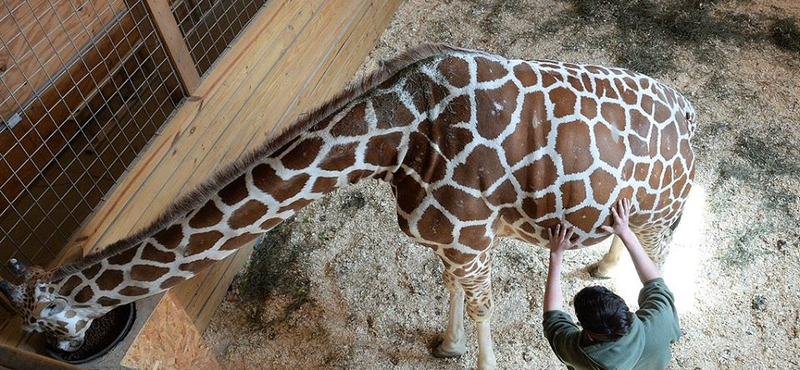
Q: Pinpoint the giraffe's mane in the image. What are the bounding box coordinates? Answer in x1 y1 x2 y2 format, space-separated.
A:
50 44 466 282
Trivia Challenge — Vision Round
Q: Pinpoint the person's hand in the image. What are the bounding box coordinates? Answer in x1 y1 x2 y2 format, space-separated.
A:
600 198 633 236
547 224 575 258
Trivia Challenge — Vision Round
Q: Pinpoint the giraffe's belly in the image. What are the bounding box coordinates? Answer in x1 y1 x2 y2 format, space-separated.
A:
495 209 615 249
493 185 687 251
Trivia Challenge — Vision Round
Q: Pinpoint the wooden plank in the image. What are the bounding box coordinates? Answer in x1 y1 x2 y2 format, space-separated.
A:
256 0 403 146
141 0 200 94
0 298 12 315
229 0 371 150
170 243 236 311
0 314 25 349
0 0 126 120
0 342 83 370
305 0 404 111
190 240 253 332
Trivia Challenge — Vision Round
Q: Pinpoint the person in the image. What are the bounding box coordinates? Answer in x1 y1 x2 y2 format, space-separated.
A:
542 198 681 370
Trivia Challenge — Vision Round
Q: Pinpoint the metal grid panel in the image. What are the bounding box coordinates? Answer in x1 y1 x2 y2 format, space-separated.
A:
0 0 185 280
171 0 268 75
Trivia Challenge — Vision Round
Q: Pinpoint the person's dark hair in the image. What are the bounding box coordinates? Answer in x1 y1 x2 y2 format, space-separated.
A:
574 286 632 341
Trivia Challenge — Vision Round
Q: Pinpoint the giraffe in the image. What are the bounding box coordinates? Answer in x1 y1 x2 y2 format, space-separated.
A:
0 45 695 369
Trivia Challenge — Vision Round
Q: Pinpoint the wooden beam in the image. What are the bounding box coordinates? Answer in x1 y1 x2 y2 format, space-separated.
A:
141 0 200 94
190 242 253 332
0 342 82 370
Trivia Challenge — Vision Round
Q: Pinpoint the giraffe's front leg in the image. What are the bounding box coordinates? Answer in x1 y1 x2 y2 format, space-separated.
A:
432 252 497 369
462 253 497 370
432 271 467 358
474 319 496 370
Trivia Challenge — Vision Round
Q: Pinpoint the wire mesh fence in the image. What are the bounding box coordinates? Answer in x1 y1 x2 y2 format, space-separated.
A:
0 0 185 281
171 0 268 75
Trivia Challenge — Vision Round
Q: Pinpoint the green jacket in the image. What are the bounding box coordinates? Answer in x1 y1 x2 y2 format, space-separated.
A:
543 278 681 370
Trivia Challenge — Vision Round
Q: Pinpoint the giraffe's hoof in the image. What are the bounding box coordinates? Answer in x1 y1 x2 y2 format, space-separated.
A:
587 262 612 279
430 337 466 358
476 360 497 370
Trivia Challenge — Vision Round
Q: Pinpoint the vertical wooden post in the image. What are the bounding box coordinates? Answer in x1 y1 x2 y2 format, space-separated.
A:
141 0 201 94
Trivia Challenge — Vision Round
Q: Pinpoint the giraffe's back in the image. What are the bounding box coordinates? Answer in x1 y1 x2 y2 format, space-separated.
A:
393 48 696 251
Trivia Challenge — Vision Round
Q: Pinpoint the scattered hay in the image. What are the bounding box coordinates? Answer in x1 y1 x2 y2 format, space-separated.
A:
235 222 314 326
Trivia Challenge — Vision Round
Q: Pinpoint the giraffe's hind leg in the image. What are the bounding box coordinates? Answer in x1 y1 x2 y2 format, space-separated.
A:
634 225 675 271
588 235 625 278
589 225 674 277
431 270 467 358
464 253 497 370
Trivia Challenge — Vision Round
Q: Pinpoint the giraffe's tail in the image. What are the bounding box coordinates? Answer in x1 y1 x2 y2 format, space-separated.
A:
677 92 698 140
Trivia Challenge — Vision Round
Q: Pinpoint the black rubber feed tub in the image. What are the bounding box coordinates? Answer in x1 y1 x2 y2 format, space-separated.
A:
45 302 136 364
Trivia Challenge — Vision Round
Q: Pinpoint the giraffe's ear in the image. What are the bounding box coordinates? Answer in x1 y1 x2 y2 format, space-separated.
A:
41 298 68 318
6 258 28 280
0 280 18 304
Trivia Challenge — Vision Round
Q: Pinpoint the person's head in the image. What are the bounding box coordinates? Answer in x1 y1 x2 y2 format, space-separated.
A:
574 286 632 342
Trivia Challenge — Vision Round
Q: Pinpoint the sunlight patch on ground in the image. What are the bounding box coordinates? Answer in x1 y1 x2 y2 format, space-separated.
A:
610 185 708 314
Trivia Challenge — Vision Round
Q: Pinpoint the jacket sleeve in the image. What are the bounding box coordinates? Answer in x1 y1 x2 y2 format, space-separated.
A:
543 310 584 366
637 277 681 340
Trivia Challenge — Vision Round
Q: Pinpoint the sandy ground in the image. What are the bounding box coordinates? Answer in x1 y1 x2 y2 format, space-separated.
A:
203 0 800 369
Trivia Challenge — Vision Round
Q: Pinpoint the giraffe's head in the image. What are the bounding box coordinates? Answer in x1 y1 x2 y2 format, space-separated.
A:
1 259 99 352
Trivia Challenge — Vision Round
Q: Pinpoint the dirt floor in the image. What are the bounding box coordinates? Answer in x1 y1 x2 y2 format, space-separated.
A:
203 0 800 369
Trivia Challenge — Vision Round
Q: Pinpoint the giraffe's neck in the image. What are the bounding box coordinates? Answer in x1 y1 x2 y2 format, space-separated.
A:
45 65 432 313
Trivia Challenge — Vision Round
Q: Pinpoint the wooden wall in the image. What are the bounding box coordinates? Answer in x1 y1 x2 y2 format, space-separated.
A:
0 0 135 211
1 0 128 212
